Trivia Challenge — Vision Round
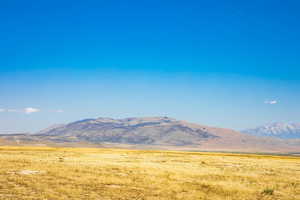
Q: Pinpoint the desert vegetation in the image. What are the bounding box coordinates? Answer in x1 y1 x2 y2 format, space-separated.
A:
0 146 299 200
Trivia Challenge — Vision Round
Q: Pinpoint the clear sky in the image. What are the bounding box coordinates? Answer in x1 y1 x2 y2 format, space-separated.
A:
0 0 299 132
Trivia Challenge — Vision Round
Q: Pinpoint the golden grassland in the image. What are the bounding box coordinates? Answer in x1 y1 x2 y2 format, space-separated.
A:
0 146 299 200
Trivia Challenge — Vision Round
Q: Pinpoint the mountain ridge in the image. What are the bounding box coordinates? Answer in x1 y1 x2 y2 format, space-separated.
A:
242 122 300 139
34 117 218 146
1 117 300 153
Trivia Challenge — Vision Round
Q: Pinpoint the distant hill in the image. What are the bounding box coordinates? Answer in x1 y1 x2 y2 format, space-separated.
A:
34 117 217 146
1 117 300 153
242 122 300 139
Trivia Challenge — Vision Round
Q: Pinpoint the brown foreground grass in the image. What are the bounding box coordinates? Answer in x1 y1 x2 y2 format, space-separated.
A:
0 146 299 200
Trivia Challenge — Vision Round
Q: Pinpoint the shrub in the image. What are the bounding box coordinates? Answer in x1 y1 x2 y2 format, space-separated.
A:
262 188 274 195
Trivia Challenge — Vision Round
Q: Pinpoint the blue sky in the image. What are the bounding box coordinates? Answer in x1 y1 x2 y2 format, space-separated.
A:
0 0 299 132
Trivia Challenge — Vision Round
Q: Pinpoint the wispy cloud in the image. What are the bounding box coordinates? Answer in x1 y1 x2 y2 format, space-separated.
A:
7 109 19 113
264 100 277 105
24 107 40 114
0 107 61 114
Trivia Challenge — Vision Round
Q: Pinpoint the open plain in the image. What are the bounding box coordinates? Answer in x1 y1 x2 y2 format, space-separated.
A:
0 146 299 200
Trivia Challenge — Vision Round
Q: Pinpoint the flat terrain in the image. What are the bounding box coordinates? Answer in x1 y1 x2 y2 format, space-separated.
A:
0 147 299 200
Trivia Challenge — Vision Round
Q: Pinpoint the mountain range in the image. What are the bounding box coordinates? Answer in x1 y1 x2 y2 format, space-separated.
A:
1 117 300 153
242 122 300 139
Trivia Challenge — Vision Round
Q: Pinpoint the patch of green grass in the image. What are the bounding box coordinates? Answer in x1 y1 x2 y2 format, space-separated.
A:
262 188 274 195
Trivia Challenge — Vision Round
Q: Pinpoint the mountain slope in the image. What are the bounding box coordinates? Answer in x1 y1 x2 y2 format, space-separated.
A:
30 117 300 152
1 117 300 152
242 122 300 139
35 117 218 146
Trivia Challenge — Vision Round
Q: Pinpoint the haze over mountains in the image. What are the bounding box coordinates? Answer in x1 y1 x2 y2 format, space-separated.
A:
1 117 299 153
243 122 300 139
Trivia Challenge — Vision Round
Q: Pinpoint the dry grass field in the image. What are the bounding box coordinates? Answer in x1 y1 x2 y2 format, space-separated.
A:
0 147 299 200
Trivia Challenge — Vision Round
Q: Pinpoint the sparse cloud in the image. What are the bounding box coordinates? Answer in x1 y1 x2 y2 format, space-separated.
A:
0 107 48 114
7 109 19 113
53 109 64 113
24 107 40 114
264 100 277 105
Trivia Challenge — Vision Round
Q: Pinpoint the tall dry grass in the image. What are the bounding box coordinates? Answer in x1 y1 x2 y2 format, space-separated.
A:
0 146 299 200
